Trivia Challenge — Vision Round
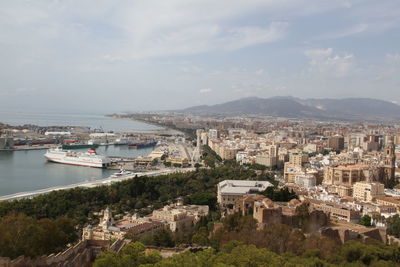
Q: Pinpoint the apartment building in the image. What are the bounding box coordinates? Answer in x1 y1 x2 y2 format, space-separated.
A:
308 199 360 223
328 135 344 151
295 174 316 188
353 181 384 202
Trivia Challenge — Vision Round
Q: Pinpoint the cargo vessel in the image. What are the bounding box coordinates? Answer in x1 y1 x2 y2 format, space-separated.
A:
61 144 99 149
44 147 111 168
128 140 157 149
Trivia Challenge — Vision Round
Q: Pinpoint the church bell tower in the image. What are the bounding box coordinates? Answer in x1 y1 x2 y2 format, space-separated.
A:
383 137 396 187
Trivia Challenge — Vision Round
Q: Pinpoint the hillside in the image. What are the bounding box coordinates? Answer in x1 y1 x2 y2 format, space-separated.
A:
181 96 400 122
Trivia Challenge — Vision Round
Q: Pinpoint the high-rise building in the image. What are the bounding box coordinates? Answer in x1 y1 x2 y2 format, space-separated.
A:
328 135 344 151
196 129 204 148
255 154 277 168
288 152 308 166
208 129 220 140
267 144 279 158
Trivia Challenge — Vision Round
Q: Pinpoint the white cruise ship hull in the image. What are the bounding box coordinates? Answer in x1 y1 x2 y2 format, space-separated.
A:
45 155 106 168
44 148 110 168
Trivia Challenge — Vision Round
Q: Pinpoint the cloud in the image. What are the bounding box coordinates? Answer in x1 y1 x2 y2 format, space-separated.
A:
222 22 288 51
0 87 39 96
386 53 400 63
316 24 368 40
119 22 288 60
101 55 126 62
304 48 333 60
255 69 264 75
0 0 400 111
180 64 203 73
15 87 37 93
199 88 212 94
305 48 355 78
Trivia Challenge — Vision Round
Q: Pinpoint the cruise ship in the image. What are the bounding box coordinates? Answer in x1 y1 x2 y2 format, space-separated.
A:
44 147 111 168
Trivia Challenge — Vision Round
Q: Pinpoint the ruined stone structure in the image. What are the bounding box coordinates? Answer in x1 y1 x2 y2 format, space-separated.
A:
245 197 328 231
320 225 386 244
0 239 112 267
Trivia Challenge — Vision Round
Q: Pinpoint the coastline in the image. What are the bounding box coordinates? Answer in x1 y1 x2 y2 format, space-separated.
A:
0 145 53 151
106 114 185 136
0 114 185 199
0 167 195 202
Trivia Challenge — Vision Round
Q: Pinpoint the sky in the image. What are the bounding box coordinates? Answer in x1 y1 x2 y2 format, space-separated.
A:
0 0 399 113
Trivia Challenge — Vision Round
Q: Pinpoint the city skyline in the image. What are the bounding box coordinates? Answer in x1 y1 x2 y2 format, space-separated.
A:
0 0 399 112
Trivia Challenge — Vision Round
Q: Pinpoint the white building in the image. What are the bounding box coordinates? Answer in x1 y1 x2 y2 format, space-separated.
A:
255 154 277 168
236 151 249 163
44 131 71 136
294 174 316 188
217 180 273 207
196 129 204 149
209 129 219 140
303 144 318 153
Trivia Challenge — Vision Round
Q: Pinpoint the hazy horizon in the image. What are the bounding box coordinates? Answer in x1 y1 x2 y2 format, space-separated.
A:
1 1 399 113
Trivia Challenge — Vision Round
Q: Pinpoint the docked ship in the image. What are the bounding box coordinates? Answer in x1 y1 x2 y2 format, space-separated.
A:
61 143 99 149
44 147 111 168
128 140 157 149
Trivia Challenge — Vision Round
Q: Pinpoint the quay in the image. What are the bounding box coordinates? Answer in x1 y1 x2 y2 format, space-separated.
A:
0 167 195 202
0 144 53 151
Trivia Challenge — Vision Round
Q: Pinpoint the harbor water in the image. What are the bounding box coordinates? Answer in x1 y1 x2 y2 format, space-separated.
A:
0 145 154 197
0 108 161 132
0 110 163 197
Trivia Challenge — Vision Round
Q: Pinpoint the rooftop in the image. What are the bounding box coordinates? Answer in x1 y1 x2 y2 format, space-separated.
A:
218 180 273 195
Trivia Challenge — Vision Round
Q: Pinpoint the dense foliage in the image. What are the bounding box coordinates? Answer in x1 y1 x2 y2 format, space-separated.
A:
121 212 400 266
0 212 77 259
261 186 298 202
387 214 400 238
0 163 277 260
94 242 161 267
0 164 275 225
359 215 373 227
94 239 400 267
200 213 339 256
127 228 176 248
202 145 222 167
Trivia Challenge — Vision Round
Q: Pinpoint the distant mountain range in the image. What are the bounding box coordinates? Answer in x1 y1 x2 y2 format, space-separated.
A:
180 96 400 122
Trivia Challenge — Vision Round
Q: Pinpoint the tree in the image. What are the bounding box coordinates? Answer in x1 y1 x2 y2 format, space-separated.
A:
163 161 172 167
387 214 400 238
261 187 297 202
190 192 217 210
93 250 122 267
194 163 201 171
359 215 372 227
153 229 175 247
248 163 267 171
0 212 77 259
191 227 209 246
94 242 161 267
203 156 216 168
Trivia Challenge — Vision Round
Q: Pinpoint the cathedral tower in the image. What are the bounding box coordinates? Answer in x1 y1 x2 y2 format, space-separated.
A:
383 137 396 187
